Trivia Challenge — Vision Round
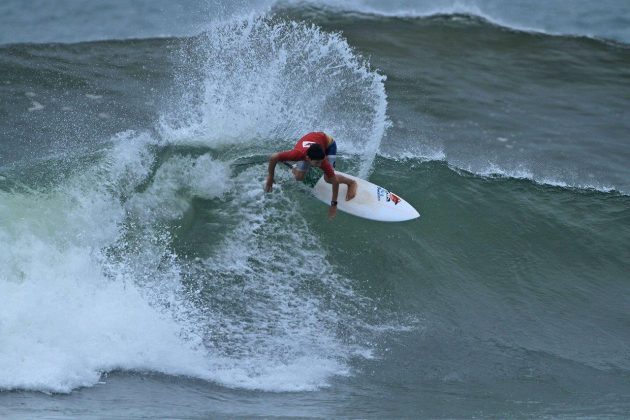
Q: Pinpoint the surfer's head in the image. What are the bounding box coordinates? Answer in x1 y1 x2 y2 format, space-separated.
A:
306 144 325 166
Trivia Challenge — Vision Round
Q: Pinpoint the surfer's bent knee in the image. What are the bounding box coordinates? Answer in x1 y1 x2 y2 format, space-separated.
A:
293 169 306 181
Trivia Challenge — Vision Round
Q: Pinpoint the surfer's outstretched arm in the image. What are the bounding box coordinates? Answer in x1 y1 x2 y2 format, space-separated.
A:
265 153 280 192
324 174 340 219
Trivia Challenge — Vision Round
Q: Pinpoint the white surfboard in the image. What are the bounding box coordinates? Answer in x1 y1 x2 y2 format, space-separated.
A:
312 171 420 222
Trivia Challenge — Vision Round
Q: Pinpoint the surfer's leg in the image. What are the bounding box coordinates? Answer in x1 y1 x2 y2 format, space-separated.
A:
292 168 307 181
293 160 310 181
325 141 337 168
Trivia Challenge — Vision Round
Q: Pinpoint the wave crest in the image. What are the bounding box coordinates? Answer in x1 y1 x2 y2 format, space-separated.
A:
161 14 389 177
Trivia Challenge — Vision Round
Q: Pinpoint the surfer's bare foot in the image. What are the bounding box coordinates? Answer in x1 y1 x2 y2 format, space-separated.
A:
346 180 357 201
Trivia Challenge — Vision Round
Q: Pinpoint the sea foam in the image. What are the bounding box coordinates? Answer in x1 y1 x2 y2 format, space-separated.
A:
160 14 389 177
0 132 211 393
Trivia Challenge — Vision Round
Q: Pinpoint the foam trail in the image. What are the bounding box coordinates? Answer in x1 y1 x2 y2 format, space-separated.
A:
185 166 375 391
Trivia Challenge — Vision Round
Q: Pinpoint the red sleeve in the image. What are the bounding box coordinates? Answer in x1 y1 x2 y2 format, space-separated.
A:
321 159 335 178
277 149 304 161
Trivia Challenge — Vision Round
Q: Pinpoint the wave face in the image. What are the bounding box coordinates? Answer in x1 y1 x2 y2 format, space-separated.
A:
1 1 630 417
0 13 396 395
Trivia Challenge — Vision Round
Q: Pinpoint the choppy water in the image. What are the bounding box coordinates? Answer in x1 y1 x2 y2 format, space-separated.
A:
1 0 629 418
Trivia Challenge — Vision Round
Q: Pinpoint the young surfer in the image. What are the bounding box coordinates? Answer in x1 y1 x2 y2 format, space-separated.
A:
264 132 357 219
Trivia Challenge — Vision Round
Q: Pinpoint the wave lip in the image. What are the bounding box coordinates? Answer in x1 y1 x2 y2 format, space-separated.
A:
277 0 630 44
3 1 629 46
161 14 389 177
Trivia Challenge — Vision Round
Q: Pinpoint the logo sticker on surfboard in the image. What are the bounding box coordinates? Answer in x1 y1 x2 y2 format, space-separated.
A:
377 187 401 205
388 192 401 205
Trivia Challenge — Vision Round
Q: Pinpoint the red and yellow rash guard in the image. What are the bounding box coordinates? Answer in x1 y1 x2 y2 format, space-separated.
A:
276 132 335 178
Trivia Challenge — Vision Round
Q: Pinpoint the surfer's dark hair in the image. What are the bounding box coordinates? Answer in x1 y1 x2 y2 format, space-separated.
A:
306 143 325 160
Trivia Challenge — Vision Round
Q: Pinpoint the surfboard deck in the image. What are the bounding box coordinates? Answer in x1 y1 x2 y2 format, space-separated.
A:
312 171 420 222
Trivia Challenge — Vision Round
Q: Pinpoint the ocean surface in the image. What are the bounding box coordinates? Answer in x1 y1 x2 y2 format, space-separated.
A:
1 0 629 418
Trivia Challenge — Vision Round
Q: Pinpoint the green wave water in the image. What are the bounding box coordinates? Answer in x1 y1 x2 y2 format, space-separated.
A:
1 5 630 418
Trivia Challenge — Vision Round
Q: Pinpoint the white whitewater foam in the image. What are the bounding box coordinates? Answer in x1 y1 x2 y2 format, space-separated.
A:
0 127 384 393
28 101 44 112
0 131 213 393
160 14 389 177
379 146 446 162
186 166 371 392
126 153 231 223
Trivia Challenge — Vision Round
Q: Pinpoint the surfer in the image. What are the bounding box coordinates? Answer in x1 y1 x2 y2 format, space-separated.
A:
265 132 357 219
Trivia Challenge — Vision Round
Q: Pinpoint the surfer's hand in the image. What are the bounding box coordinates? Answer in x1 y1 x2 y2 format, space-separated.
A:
328 205 337 220
264 176 273 192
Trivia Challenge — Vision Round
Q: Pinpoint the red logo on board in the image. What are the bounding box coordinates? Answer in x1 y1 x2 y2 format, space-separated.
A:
377 187 401 205
388 192 401 205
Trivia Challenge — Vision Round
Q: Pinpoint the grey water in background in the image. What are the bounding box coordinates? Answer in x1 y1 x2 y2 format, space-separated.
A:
1 1 630 418
0 0 278 45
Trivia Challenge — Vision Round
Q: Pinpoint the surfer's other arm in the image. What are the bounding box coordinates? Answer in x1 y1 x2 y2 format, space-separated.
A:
324 173 340 220
265 153 280 192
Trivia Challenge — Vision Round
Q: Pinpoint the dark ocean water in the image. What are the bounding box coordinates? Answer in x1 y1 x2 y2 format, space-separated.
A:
1 0 629 418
